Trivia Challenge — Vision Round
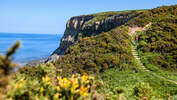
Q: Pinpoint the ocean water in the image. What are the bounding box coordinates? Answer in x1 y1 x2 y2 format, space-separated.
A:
0 33 62 65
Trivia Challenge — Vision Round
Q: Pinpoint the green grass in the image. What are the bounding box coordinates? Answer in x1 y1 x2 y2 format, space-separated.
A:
90 11 119 16
97 67 177 99
84 11 119 26
84 10 145 26
138 51 177 82
95 40 177 100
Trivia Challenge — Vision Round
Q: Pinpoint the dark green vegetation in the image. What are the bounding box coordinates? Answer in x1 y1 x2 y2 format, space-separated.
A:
54 26 137 76
1 5 177 100
135 5 177 81
128 4 177 27
98 68 177 99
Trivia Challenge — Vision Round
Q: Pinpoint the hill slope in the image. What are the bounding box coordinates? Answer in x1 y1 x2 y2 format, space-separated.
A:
13 4 177 100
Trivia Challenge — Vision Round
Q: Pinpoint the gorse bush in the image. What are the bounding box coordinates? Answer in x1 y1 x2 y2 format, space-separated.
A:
7 73 94 100
0 41 21 99
53 26 135 76
18 63 56 80
135 5 177 70
128 5 177 27
0 41 21 86
133 82 153 100
0 41 21 76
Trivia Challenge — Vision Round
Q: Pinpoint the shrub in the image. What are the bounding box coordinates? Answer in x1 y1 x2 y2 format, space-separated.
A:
18 63 56 80
137 41 147 49
134 82 153 99
0 41 21 99
53 26 135 76
7 74 94 100
135 5 177 70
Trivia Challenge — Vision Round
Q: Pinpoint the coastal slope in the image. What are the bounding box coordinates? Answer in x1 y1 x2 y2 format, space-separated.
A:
16 4 177 100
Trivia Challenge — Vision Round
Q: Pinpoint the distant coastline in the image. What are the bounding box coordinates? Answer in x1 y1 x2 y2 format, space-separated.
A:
0 32 60 35
0 32 62 66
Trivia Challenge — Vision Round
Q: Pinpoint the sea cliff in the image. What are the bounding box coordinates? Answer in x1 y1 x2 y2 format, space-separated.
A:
52 11 139 55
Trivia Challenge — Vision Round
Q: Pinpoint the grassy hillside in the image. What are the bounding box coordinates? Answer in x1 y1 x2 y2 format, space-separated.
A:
134 5 177 81
0 5 177 100
53 26 136 76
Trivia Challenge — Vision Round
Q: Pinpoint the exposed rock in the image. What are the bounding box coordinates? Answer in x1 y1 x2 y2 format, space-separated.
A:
27 54 60 66
52 15 93 55
52 12 138 55
26 58 47 66
45 54 60 63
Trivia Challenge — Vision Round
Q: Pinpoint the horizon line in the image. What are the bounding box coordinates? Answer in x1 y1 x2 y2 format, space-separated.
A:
0 32 63 35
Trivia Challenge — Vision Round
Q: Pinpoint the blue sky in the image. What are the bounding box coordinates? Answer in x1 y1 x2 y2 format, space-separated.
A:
0 0 176 34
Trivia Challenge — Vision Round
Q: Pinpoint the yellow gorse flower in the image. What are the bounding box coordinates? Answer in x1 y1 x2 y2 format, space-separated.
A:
42 76 51 85
55 86 60 91
57 76 62 81
79 86 88 96
15 81 24 89
14 78 27 89
59 78 71 88
82 75 88 81
54 74 91 98
70 78 79 93
19 79 25 82
54 93 61 99
42 76 50 82
40 87 44 93
70 83 79 93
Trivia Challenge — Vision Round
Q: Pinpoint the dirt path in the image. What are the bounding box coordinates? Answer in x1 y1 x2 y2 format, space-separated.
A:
132 45 177 85
129 23 152 36
129 24 177 85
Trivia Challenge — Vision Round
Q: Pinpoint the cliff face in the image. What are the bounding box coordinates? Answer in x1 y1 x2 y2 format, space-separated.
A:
52 15 93 55
53 12 138 55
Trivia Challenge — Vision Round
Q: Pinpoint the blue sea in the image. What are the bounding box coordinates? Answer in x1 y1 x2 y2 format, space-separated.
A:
0 33 62 65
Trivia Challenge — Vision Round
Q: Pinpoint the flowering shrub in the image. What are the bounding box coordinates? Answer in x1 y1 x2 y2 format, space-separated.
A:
7 74 94 100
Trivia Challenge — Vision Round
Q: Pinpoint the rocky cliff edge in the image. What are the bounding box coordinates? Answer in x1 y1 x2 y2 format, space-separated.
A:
52 11 140 55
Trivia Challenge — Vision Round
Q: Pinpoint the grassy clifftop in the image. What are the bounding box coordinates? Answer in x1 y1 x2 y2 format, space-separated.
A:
84 10 146 26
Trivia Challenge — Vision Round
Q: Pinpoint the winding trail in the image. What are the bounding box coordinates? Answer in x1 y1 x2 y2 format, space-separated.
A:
132 45 177 85
129 24 177 85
